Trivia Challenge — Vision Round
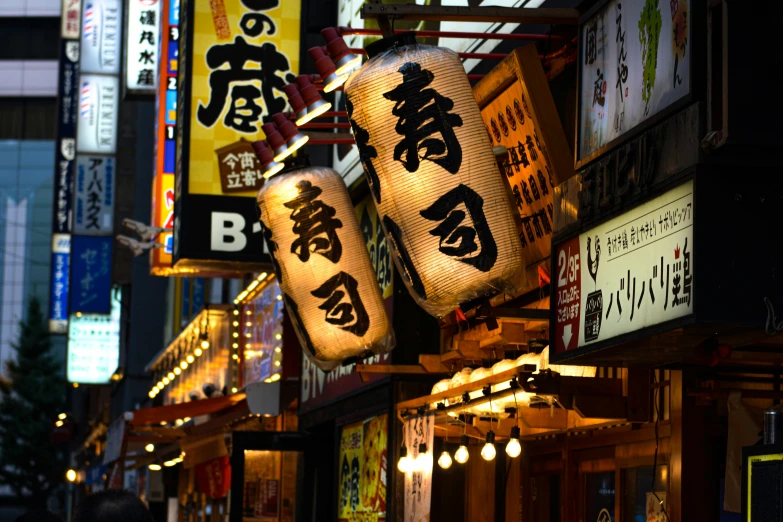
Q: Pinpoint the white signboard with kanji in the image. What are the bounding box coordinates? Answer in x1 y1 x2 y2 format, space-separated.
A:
125 0 161 92
554 180 693 355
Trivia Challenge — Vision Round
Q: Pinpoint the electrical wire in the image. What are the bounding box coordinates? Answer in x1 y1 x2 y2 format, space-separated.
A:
651 371 671 522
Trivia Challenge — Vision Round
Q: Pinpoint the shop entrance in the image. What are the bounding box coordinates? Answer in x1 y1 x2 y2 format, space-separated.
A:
230 431 311 522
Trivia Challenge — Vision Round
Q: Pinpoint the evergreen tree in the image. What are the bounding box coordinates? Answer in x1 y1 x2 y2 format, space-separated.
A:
0 296 66 507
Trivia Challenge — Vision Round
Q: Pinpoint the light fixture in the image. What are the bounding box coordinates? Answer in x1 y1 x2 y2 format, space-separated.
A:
232 332 239 338
233 309 239 316
322 27 361 76
194 348 203 357
251 140 285 179
56 420 64 428
397 445 411 473
72 383 79 388
272 113 308 156
413 443 431 472
344 33 526 317
148 464 162 471
232 342 239 349
145 444 155 453
246 309 252 315
181 360 189 369
231 387 238 393
164 460 177 467
262 122 289 162
438 450 453 469
274 346 281 353
310 46 346 93
174 367 181 375
274 360 281 367
183 417 191 422
506 426 522 458
283 82 308 123
276 294 283 301
66 469 77 482
454 435 470 464
232 321 239 327
167 371 175 380
58 413 67 420
186 355 195 364
162 377 170 385
232 354 239 361
481 431 496 461
200 336 210 350
256 166 395 370
270 373 281 382
148 390 155 398
175 419 183 427
75 312 82 318
275 333 282 341
294 75 331 126
246 321 252 327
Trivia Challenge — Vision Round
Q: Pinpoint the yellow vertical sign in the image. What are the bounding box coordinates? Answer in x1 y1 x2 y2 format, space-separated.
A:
187 0 301 197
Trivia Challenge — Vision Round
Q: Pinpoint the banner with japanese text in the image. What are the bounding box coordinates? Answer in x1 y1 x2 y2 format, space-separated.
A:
338 413 388 522
67 286 121 383
125 0 161 93
181 0 300 198
69 235 114 314
578 0 691 160
74 155 115 235
49 234 71 334
554 180 694 353
403 413 434 522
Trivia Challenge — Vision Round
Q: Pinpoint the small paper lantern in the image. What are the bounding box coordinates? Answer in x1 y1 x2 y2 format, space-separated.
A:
344 33 527 317
256 166 395 370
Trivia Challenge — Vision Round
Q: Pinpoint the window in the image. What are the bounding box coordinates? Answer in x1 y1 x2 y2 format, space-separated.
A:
584 471 616 522
623 465 669 522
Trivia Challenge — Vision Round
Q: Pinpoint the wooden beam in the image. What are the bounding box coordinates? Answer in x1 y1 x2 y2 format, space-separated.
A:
419 354 451 373
361 4 580 25
519 406 569 430
355 364 430 375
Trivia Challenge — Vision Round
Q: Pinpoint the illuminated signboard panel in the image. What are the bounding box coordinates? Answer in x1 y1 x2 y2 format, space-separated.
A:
125 0 162 93
150 0 178 274
67 287 121 384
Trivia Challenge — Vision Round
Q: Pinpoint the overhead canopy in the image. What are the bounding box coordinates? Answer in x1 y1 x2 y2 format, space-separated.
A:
126 392 247 427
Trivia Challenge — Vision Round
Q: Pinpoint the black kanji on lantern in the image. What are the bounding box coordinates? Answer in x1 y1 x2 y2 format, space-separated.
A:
420 184 497 272
311 271 370 336
347 97 381 202
197 38 292 132
284 180 343 263
382 62 463 174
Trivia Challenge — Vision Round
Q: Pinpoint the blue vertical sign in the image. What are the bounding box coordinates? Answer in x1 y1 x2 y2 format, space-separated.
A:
70 235 113 314
49 234 71 334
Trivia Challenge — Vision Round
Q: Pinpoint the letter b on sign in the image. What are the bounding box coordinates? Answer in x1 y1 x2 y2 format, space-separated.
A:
211 212 247 252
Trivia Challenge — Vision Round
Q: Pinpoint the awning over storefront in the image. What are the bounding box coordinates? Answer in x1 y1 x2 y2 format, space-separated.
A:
126 392 247 427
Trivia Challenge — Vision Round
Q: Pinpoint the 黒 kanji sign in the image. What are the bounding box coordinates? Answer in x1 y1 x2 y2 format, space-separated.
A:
74 155 115 235
125 0 161 93
554 180 693 355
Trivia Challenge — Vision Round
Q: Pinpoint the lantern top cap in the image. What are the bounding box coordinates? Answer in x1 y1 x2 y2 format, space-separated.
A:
365 32 418 59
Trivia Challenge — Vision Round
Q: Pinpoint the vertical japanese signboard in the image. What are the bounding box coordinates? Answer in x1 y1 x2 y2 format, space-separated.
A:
80 0 123 74
578 0 691 161
474 44 575 293
49 234 71 333
67 287 121 383
70 235 114 314
173 0 299 271
49 38 81 333
150 0 178 274
403 413 434 522
337 414 388 522
74 156 115 234
125 0 161 93
62 0 83 39
553 180 693 355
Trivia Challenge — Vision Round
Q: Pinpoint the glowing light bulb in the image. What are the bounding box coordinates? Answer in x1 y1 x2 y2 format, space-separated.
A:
58 413 67 420
231 387 238 393
276 294 283 301
454 435 470 464
174 367 181 375
233 332 239 338
162 377 170 385
275 333 282 341
194 348 203 357
167 372 175 380
233 321 239 327
481 431 496 461
56 420 64 427
181 360 189 369
506 426 522 458
148 390 155 398
66 469 77 482
148 464 162 471
274 360 281 367
186 355 194 363
200 339 210 350
437 451 453 469
164 460 176 467
397 455 411 473
145 444 155 453
233 309 239 316
232 342 239 348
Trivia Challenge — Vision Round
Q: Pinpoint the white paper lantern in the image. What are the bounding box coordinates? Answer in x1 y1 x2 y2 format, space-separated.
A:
344 33 527 317
256 166 395 371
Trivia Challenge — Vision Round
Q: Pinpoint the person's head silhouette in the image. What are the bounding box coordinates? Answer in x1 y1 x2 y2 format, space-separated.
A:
73 490 154 522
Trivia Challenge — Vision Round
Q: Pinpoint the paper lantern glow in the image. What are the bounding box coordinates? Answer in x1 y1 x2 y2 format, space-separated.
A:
344 33 527 318
256 166 395 371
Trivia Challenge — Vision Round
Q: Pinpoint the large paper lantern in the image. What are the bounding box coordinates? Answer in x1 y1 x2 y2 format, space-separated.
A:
256 164 395 371
344 33 527 317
